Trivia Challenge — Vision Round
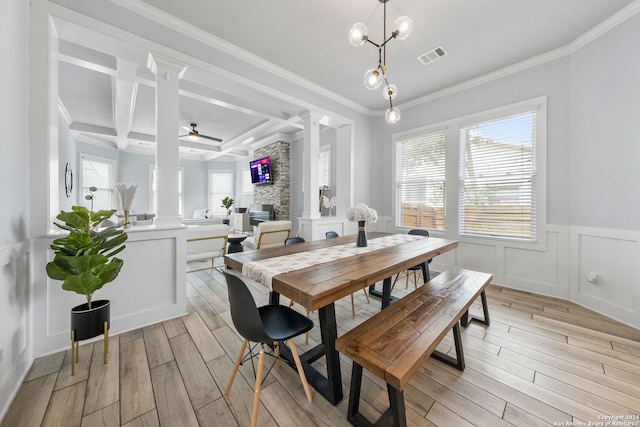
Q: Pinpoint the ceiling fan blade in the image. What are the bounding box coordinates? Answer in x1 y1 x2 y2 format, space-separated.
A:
181 125 192 132
200 134 223 142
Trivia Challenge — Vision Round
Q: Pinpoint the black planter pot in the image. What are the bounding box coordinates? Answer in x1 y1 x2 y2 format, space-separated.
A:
222 218 230 225
70 299 110 375
71 299 110 340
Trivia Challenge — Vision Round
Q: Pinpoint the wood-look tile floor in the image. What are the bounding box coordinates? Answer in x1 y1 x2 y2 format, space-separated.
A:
3 264 640 426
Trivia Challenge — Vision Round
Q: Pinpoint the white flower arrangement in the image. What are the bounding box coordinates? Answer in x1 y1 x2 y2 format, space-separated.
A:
346 203 378 223
117 183 137 211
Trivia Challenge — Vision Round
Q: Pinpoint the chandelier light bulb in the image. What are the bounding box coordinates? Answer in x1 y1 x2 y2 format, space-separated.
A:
383 83 397 100
385 107 401 123
363 68 382 90
349 23 368 47
393 16 413 40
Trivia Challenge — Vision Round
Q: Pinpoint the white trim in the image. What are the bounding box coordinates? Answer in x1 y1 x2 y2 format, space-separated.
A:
109 0 369 115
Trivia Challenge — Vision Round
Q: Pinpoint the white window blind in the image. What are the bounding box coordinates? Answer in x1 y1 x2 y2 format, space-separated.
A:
208 170 234 215
459 112 536 240
80 154 116 211
395 130 446 230
319 146 330 188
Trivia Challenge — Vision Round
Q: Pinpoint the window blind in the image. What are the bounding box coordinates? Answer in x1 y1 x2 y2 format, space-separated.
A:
459 112 536 239
208 170 234 215
81 155 115 211
395 130 446 230
319 147 330 188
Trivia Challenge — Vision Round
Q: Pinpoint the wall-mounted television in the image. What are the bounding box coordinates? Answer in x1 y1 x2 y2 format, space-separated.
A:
249 156 273 185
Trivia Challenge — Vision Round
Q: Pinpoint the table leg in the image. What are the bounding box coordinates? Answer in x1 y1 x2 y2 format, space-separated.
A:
368 277 397 309
318 303 343 403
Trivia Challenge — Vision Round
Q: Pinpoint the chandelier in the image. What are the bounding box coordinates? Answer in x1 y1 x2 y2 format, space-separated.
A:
349 0 413 123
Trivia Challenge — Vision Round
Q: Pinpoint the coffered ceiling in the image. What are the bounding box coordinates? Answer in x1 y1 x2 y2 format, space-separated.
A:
52 0 637 161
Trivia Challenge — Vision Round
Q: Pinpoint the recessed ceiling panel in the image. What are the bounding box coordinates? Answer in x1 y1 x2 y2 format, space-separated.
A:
59 62 114 129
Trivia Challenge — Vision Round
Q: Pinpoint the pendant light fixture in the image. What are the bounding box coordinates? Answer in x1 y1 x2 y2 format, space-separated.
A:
349 0 413 123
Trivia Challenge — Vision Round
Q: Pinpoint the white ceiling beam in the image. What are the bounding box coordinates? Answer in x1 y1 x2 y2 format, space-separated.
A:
69 122 117 136
58 39 117 76
114 59 139 151
179 140 221 152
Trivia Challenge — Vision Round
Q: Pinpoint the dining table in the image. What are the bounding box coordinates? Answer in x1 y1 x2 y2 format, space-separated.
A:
224 231 458 405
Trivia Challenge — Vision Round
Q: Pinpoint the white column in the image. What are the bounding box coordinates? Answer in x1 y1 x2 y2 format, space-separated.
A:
148 53 185 227
301 111 323 219
335 125 353 217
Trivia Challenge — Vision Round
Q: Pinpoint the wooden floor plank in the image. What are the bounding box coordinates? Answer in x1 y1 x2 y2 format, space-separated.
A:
195 398 239 427
426 402 475 427
142 323 174 369
169 331 221 410
163 317 187 338
121 409 159 427
54 342 94 390
182 312 226 362
119 338 155 424
25 352 65 381
258 382 318 427
150 360 199 427
83 336 120 416
81 402 119 427
0 373 57 427
42 381 86 427
502 403 551 427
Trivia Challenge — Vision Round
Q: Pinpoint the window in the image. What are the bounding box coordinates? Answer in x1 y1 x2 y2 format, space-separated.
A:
149 166 184 217
80 154 116 211
395 130 447 231
319 145 331 188
394 97 546 244
241 169 253 194
208 170 234 215
460 112 536 239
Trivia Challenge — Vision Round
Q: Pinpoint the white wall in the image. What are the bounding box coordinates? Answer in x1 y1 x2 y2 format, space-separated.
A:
0 0 32 420
367 19 640 328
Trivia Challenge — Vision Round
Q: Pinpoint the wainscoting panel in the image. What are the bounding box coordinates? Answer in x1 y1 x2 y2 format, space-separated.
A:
0 240 32 422
571 227 640 327
33 226 187 357
503 229 567 297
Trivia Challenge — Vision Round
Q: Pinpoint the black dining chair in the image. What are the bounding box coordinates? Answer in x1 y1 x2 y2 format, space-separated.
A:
325 231 370 314
391 229 432 290
285 236 306 245
223 272 313 427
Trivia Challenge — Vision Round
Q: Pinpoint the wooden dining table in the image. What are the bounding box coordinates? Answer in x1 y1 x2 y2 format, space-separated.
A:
224 232 458 405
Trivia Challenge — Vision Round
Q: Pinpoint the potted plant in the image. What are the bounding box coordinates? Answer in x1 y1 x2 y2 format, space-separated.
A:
46 206 128 374
221 196 234 225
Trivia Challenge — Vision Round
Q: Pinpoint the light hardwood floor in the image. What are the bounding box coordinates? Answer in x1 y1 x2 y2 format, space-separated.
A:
3 264 640 427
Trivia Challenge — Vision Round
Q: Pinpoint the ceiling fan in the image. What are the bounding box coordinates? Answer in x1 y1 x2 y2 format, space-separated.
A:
179 123 222 142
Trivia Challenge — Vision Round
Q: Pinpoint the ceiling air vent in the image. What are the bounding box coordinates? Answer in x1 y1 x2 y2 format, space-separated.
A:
417 45 448 65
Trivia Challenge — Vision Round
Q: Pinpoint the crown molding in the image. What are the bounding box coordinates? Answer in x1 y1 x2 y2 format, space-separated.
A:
377 0 640 116
110 0 370 115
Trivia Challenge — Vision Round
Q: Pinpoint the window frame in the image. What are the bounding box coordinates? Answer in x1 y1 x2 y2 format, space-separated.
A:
79 153 117 211
393 97 547 249
208 169 235 215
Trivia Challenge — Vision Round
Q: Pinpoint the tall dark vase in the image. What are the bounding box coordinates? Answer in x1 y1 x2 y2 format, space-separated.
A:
356 220 367 247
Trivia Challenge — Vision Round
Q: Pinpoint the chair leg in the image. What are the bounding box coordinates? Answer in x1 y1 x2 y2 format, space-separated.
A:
289 340 312 402
362 288 370 303
225 339 248 397
391 273 401 291
274 341 281 368
350 294 355 316
405 271 409 289
412 270 418 290
250 347 266 427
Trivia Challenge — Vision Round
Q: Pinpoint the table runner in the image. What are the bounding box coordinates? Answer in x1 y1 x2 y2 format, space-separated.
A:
242 234 425 290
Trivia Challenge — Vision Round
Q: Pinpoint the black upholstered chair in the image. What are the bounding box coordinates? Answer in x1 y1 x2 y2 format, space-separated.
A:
325 231 339 239
391 229 432 290
223 272 313 427
284 236 306 245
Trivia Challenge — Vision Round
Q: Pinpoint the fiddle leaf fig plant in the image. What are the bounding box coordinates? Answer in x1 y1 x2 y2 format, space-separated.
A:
46 206 128 309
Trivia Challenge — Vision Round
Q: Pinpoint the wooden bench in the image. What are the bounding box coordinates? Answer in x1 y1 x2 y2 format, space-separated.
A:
335 268 492 427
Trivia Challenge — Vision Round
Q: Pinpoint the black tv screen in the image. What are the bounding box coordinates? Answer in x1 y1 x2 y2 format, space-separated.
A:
249 156 272 184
